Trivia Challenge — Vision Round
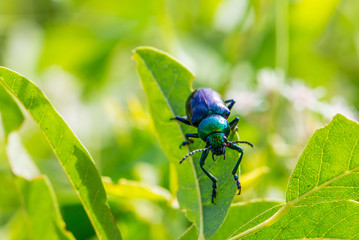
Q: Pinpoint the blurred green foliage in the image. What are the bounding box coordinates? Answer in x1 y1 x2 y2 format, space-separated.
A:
0 0 359 239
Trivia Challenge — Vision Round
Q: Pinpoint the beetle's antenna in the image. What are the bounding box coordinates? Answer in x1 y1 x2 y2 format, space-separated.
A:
180 148 209 164
226 141 254 148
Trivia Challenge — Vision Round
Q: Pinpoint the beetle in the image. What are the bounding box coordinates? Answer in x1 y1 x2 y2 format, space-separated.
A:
172 88 253 203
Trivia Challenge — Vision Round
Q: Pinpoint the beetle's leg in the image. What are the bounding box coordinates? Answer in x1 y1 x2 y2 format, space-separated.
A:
199 149 218 203
180 133 199 148
229 117 239 131
171 116 192 126
227 144 243 195
225 99 236 111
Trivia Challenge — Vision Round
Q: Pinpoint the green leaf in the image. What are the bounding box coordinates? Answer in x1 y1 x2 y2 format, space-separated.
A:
0 67 121 240
229 114 359 239
2 211 29 240
286 114 359 204
232 200 359 239
0 80 71 239
17 176 76 239
133 47 244 238
210 200 283 240
3 133 74 239
179 200 282 240
0 84 24 139
103 177 172 202
1 174 75 240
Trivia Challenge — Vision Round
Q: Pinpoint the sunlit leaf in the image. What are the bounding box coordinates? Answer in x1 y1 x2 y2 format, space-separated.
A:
0 67 121 240
103 177 172 202
240 166 270 189
231 200 359 239
287 114 359 204
229 114 359 239
133 47 248 238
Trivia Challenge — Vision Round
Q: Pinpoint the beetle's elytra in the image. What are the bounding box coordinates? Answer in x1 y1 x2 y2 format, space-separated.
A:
172 88 253 203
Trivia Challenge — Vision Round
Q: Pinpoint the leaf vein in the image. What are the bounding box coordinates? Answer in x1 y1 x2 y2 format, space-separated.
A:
316 122 333 187
321 211 359 237
305 203 343 238
347 133 359 171
272 206 312 240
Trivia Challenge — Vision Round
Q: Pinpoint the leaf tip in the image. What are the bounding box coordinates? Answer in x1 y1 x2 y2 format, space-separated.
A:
132 46 159 64
132 46 160 57
333 113 358 123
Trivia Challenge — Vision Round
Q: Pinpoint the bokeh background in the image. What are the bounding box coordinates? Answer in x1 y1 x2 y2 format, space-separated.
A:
1 0 358 239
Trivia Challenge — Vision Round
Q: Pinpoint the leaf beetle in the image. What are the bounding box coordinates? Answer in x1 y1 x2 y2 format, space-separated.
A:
172 88 253 203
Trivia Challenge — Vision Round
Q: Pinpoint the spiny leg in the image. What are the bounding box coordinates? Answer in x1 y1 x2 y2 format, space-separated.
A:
225 99 236 111
227 144 243 195
199 149 218 203
180 133 199 148
229 117 239 131
171 116 192 126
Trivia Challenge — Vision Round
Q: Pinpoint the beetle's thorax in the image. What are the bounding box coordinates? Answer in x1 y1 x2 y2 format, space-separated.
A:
197 114 230 141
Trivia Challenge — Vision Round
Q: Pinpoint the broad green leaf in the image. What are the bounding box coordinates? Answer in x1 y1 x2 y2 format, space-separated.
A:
103 177 172 202
133 47 243 238
229 114 359 239
179 200 282 240
0 67 121 240
231 200 359 239
287 114 359 204
0 84 24 139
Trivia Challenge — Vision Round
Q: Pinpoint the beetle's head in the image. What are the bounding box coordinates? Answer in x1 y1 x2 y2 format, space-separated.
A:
179 131 254 164
206 132 227 156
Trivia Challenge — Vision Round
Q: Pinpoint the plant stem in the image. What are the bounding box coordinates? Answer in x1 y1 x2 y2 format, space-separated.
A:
275 0 289 72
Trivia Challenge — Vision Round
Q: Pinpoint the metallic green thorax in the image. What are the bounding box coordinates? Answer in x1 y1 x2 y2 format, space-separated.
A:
198 114 230 144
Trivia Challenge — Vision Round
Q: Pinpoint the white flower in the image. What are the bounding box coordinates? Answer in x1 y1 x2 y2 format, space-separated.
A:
314 96 358 120
257 68 285 94
281 80 325 111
